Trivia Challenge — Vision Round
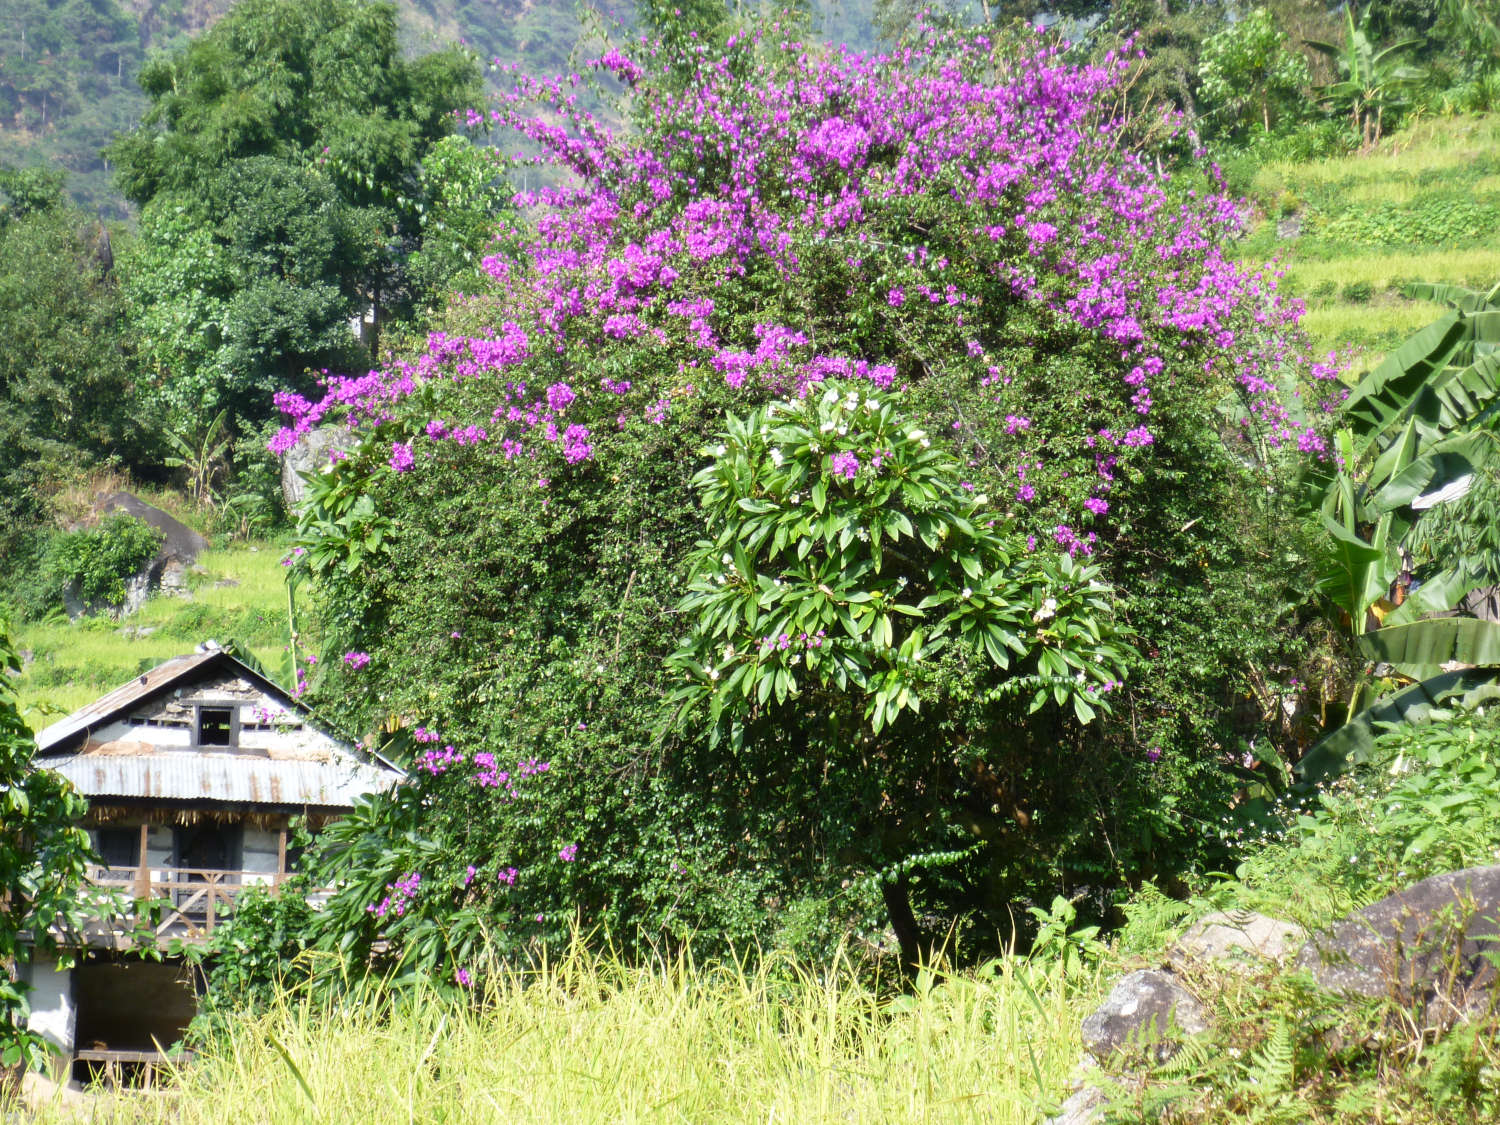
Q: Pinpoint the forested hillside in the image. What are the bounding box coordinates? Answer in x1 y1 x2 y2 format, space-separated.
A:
0 0 890 214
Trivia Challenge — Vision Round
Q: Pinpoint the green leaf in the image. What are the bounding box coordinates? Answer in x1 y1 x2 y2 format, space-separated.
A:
1297 668 1500 784
1358 618 1500 680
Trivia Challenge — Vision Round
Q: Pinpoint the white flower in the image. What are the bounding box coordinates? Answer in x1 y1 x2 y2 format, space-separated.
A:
865 399 879 411
919 438 930 448
820 420 835 433
836 425 848 436
721 552 733 565
711 444 727 456
962 587 973 599
856 527 869 541
908 429 926 442
770 448 784 467
1032 597 1058 623
708 667 720 681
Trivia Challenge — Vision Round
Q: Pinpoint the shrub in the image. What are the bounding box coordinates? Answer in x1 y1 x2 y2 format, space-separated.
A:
277 22 1331 979
1340 280 1375 303
41 514 162 612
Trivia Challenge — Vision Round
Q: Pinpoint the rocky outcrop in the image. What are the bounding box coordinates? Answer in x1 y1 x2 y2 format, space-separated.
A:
1294 864 1500 1016
1052 869 1500 1123
1169 910 1305 974
65 493 209 618
1080 969 1209 1062
280 425 358 509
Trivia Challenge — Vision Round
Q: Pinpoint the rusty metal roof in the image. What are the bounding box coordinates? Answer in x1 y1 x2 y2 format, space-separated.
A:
41 751 395 808
32 644 404 806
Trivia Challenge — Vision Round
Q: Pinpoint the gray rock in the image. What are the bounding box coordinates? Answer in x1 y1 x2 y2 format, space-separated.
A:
1170 911 1305 973
64 493 209 619
281 425 358 508
1295 865 1500 1013
1080 969 1209 1061
1046 1084 1108 1125
98 491 208 565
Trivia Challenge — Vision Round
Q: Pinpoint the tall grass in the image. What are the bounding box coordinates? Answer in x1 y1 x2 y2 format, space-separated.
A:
24 946 1100 1124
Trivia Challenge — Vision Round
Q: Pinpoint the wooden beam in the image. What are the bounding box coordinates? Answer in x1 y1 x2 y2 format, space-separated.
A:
135 823 149 900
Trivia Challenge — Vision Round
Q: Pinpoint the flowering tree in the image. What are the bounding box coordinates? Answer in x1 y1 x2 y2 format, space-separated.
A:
274 22 1330 973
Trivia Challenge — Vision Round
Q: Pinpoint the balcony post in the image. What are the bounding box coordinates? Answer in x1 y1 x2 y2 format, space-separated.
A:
135 823 149 900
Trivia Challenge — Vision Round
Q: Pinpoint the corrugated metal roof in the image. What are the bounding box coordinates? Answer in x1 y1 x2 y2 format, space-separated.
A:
43 752 395 807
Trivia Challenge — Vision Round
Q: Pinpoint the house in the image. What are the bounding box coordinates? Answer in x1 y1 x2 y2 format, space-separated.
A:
20 642 401 1085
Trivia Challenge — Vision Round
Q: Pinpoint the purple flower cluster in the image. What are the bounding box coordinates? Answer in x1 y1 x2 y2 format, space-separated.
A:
368 871 421 919
268 24 1332 552
473 752 551 793
342 651 371 671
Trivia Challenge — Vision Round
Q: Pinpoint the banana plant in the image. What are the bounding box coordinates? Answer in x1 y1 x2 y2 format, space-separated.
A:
1300 282 1500 783
1306 6 1425 147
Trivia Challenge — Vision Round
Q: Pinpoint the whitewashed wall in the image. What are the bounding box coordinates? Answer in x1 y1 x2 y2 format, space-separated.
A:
23 954 75 1054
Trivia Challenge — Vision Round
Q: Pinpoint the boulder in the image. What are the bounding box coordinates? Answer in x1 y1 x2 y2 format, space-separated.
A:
1080 969 1209 1062
280 425 358 509
1169 911 1304 973
1295 864 1500 1013
1047 1083 1108 1125
86 492 209 615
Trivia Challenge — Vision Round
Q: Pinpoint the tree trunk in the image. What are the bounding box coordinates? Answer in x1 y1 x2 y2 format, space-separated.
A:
882 873 926 975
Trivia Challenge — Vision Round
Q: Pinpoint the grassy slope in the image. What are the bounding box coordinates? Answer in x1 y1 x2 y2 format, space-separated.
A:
21 948 1101 1124
1236 114 1500 377
12 540 296 734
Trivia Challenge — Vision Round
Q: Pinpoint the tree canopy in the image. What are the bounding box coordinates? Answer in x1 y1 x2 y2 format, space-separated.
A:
107 0 481 431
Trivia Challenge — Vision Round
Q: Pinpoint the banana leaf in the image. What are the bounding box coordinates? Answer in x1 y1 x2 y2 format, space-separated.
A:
1296 667 1500 785
1402 281 1500 314
1314 513 1397 632
1403 352 1500 436
1383 569 1476 626
1342 311 1466 444
1366 430 1497 512
1357 617 1500 680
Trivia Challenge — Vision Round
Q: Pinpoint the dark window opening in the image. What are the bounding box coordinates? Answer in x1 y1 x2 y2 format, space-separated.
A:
197 707 234 746
97 828 140 870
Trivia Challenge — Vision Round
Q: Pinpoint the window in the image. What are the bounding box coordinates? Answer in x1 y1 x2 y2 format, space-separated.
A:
97 828 140 870
196 706 235 746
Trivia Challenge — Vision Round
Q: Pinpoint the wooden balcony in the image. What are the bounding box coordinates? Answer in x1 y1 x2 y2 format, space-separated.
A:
86 864 297 945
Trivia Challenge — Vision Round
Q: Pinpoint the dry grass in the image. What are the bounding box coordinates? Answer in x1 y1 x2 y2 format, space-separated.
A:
18 946 1101 1125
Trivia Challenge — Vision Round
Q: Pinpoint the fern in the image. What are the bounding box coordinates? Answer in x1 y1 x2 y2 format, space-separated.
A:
1236 1017 1298 1122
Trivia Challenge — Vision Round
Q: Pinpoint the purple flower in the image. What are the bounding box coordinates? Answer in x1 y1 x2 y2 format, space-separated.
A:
830 451 859 480
342 651 371 671
389 441 415 473
559 843 579 862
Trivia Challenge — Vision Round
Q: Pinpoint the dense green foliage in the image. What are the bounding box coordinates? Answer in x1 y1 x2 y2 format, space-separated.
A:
0 625 97 1069
0 168 145 547
41 514 162 612
106 0 481 430
267 23 1334 983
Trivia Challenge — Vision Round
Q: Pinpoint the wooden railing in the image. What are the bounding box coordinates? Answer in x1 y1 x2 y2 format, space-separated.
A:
86 865 294 943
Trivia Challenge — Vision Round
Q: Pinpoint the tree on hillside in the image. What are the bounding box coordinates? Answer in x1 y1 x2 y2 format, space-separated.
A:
274 22 1327 978
1197 7 1310 139
0 166 145 547
106 0 480 431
